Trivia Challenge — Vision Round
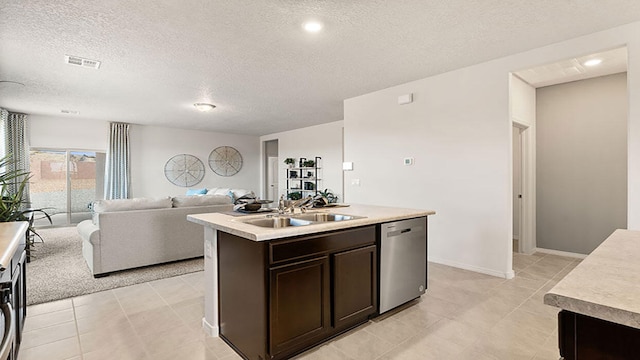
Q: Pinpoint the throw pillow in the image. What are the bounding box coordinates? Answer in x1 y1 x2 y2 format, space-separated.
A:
186 188 207 195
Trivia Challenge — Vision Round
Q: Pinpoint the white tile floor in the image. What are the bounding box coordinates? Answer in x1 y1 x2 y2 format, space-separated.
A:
18 253 577 360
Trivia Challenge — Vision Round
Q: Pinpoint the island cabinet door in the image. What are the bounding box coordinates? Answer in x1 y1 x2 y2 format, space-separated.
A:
269 256 330 359
332 245 377 330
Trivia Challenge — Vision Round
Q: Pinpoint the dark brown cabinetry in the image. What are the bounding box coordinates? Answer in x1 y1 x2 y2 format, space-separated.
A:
269 257 330 356
0 227 27 360
558 310 640 360
218 225 377 360
333 245 376 330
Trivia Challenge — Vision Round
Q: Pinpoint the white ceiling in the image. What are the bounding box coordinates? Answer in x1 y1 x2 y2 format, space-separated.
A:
515 46 628 88
1 1 640 136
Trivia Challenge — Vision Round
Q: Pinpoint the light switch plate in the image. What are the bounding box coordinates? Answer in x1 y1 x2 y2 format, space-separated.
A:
398 93 413 105
403 157 414 166
343 162 354 171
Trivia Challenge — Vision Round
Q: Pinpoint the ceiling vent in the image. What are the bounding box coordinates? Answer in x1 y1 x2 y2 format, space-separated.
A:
65 55 101 69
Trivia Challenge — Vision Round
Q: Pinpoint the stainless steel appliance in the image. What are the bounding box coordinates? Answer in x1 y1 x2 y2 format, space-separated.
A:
0 281 14 360
379 217 427 314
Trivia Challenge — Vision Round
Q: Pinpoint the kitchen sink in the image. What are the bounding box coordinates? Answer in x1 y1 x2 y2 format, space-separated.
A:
291 213 362 222
242 217 313 228
241 212 365 229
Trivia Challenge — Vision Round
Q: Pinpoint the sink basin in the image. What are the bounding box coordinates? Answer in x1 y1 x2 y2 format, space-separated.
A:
291 213 361 222
243 217 313 228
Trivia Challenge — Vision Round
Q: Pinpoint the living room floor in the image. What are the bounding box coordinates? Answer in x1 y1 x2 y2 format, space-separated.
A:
18 253 578 360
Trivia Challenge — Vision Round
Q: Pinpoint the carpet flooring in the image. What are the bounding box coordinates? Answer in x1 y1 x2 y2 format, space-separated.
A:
27 226 204 305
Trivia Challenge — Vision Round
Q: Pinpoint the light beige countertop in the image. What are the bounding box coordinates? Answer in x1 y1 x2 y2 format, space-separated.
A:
544 229 640 329
0 221 28 271
188 204 435 241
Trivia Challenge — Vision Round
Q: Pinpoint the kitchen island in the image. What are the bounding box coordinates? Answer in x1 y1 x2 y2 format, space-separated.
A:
188 204 434 360
544 229 640 359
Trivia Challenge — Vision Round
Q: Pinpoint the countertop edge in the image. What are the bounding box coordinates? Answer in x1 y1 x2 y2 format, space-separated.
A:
543 229 640 330
544 292 640 329
187 205 435 242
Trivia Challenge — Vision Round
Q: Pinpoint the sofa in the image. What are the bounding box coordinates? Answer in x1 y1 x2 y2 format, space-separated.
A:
77 192 238 277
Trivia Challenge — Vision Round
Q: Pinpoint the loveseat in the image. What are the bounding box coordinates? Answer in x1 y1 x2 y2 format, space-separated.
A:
77 193 237 277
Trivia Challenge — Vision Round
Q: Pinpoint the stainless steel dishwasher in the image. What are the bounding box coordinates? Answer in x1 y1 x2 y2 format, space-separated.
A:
379 217 427 314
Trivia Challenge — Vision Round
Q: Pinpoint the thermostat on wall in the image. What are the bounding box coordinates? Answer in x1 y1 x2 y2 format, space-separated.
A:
398 93 413 105
403 157 414 166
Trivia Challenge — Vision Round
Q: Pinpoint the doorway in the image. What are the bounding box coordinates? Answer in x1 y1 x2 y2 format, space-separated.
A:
263 140 279 202
511 46 628 263
512 125 523 253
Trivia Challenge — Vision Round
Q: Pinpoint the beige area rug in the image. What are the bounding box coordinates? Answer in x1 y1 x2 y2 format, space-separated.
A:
27 226 204 305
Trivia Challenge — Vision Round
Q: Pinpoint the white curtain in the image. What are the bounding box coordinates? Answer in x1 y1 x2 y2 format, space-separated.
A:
0 108 31 208
104 122 130 199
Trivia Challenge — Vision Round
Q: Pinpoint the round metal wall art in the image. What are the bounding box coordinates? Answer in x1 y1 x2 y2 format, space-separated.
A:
164 154 206 187
208 146 243 176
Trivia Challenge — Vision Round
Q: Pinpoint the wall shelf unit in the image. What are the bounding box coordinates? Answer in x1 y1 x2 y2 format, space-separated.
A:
286 156 321 199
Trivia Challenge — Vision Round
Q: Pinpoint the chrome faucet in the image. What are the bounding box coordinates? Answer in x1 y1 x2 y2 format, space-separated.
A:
285 195 314 214
278 195 286 215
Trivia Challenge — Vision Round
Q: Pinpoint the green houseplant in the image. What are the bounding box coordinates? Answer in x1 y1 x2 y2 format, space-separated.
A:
318 188 338 204
287 191 303 201
0 155 51 259
284 158 296 168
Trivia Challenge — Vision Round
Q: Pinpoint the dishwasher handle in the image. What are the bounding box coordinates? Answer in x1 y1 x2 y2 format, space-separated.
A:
385 226 422 238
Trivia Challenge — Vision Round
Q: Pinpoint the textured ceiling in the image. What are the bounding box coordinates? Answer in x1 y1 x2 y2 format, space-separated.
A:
1 1 640 135
515 47 628 88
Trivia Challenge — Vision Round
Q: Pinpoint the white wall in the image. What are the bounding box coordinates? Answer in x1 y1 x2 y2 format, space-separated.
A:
29 116 261 198
129 125 260 198
344 21 640 278
510 75 536 255
537 73 627 254
261 121 344 202
29 115 109 150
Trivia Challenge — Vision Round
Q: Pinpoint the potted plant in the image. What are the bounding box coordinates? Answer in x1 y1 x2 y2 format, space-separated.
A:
287 191 302 200
303 159 315 168
318 189 338 204
0 155 51 260
284 158 296 168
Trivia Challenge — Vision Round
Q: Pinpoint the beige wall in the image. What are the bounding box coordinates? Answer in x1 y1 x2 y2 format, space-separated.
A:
261 121 344 202
344 22 640 278
536 73 628 254
29 116 261 198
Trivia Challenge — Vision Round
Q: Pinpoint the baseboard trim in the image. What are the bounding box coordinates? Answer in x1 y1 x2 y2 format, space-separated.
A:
535 247 587 259
428 256 513 279
202 317 219 337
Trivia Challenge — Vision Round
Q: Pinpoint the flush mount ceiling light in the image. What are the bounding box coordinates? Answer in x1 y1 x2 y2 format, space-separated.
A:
584 59 603 67
303 21 323 33
194 103 216 112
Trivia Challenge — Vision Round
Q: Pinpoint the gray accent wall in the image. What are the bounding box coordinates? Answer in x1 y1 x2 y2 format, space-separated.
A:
536 73 628 254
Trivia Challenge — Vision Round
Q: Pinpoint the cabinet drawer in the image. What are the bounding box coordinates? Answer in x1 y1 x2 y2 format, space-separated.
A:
270 226 375 265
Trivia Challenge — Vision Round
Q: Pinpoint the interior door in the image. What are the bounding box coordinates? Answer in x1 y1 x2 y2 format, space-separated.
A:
512 126 523 253
268 156 279 201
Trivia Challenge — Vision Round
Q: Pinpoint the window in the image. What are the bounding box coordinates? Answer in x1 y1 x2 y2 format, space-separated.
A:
29 149 105 226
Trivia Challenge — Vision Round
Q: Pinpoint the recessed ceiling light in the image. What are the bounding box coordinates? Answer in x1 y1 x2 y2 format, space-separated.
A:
303 21 323 33
194 103 216 112
583 59 602 67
